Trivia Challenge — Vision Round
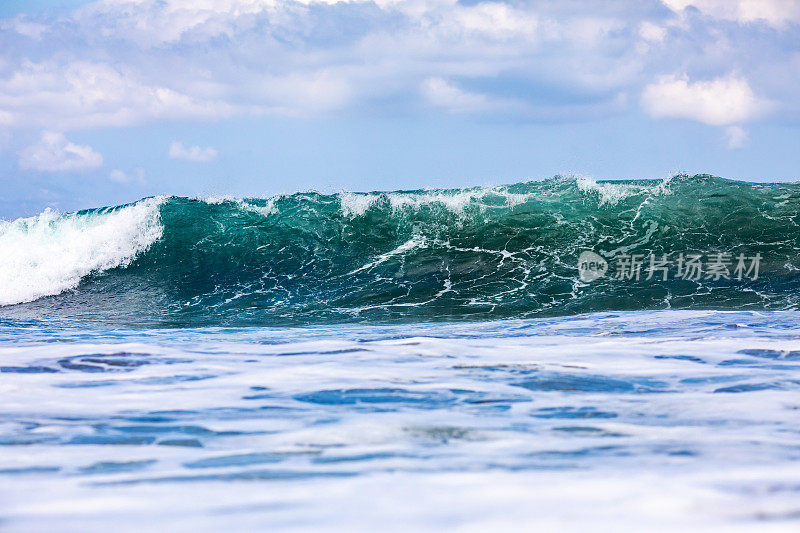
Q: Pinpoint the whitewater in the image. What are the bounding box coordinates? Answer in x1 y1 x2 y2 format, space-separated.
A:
2 175 800 531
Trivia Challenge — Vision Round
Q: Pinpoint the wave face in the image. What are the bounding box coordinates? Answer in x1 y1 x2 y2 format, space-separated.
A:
2 175 800 326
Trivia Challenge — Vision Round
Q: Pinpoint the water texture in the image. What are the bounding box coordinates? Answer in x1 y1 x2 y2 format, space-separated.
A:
2 311 800 531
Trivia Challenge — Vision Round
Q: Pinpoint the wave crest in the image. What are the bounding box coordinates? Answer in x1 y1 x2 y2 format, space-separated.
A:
0 197 164 306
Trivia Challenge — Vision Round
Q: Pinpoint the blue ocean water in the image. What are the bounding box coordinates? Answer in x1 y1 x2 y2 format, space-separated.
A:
2 176 800 530
2 311 800 531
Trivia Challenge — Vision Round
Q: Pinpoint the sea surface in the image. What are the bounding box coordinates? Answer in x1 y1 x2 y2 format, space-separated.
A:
2 176 800 531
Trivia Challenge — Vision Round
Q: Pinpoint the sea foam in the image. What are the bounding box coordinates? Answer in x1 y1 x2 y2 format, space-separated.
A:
0 197 164 306
2 311 800 531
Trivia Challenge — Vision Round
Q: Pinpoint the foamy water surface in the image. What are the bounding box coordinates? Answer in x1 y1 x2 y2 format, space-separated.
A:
2 311 800 531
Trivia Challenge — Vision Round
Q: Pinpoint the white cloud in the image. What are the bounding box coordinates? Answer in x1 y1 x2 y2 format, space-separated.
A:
19 132 103 172
169 141 218 162
253 71 354 115
640 75 772 125
724 125 748 149
639 22 667 43
0 16 47 39
0 0 795 131
74 0 349 46
662 0 800 28
422 78 497 114
110 167 146 184
0 1 652 128
446 2 538 40
0 61 232 130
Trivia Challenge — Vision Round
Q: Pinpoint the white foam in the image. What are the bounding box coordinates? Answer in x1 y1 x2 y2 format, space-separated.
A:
2 312 799 531
338 186 539 218
575 175 673 205
348 235 427 274
208 179 677 222
201 196 279 217
339 192 380 217
241 198 279 217
387 185 554 214
201 195 236 205
0 197 165 306
214 178 675 221
387 190 477 213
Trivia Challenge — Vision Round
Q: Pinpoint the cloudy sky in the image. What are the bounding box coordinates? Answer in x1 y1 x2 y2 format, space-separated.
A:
0 0 798 217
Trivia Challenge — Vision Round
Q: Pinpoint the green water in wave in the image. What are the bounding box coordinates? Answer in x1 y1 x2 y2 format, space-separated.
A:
3 174 800 326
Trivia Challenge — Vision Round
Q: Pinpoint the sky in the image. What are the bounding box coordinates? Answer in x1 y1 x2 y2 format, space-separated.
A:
0 0 798 218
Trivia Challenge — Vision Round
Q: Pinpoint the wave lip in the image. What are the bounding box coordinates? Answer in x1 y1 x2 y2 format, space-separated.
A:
0 197 164 306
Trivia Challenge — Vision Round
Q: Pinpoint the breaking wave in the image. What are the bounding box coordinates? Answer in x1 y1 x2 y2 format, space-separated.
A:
1 175 799 326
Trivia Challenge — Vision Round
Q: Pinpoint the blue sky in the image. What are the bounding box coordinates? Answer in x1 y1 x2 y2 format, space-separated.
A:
0 0 798 218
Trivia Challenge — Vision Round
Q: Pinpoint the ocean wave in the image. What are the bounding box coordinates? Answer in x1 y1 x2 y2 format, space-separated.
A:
1 175 799 326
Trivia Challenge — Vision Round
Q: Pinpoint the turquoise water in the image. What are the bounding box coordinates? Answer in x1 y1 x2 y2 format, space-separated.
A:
2 175 799 325
2 176 800 530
